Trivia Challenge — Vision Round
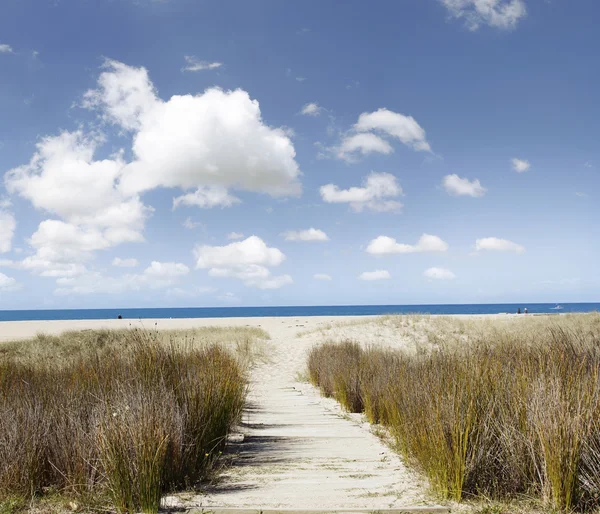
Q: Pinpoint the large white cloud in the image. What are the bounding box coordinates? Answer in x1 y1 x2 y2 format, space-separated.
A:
4 59 302 280
367 234 449 255
442 174 487 197
282 228 329 242
475 237 525 253
440 0 527 30
359 270 391 281
194 236 292 290
83 60 301 197
0 44 13 54
0 209 15 253
320 172 403 213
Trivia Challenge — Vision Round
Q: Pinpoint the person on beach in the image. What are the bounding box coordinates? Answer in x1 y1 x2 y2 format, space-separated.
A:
524 308 528 314
517 308 521 314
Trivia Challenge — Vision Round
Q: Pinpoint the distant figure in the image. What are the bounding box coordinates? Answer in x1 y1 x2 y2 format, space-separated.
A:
517 308 521 314
117 314 123 319
524 308 528 314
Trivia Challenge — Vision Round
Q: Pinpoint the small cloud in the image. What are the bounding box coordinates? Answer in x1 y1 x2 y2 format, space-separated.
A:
575 192 588 198
282 228 329 242
313 273 332 281
366 234 448 255
0 44 14 54
359 270 390 281
321 172 403 213
183 217 204 230
297 28 311 35
442 174 486 197
475 237 525 254
265 207 274 214
112 257 139 268
300 102 323 116
182 56 223 72
218 292 240 303
424 267 456 280
227 232 245 240
511 158 530 173
296 77 307 82
440 0 527 31
584 162 593 169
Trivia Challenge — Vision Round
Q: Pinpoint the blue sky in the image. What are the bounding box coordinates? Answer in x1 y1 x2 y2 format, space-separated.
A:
0 0 598 309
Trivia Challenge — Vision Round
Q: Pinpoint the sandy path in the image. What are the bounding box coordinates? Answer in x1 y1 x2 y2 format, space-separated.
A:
169 318 437 510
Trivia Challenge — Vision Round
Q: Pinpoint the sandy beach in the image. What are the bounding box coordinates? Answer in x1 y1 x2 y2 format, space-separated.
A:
0 314 523 511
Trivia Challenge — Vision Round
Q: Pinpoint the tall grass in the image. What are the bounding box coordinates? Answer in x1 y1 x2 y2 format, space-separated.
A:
0 328 251 513
307 314 600 512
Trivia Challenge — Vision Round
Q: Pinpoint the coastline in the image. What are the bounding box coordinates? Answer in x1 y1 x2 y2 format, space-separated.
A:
0 313 525 341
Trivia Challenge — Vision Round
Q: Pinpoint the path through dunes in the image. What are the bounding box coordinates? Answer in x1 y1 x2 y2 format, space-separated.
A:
170 319 444 511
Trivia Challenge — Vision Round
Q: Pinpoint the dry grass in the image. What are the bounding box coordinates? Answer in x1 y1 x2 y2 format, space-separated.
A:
0 326 266 513
308 313 600 512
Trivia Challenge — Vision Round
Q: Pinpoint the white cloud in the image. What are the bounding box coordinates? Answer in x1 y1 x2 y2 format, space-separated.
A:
5 59 301 279
182 56 223 72
575 192 588 198
440 0 527 30
354 108 431 152
82 60 301 197
166 286 216 298
0 209 16 253
320 172 403 213
313 273 332 281
336 133 393 161
359 270 390 281
424 267 456 280
218 292 240 303
475 237 525 254
366 234 449 255
54 261 190 295
227 232 245 240
511 158 530 173
183 217 204 230
173 186 241 209
442 174 487 197
300 102 323 116
282 228 329 242
0 272 18 291
112 257 139 267
194 236 292 290
0 44 14 54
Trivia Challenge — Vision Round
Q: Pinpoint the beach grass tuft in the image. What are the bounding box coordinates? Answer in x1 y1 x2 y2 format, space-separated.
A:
308 313 600 512
0 326 260 513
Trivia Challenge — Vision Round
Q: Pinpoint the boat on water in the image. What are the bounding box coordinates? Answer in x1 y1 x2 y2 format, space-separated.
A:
550 305 564 310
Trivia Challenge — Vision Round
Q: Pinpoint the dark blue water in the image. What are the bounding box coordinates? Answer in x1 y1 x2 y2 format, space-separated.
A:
0 303 597 322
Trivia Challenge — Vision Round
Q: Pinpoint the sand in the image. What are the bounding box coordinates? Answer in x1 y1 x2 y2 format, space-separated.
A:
0 314 516 511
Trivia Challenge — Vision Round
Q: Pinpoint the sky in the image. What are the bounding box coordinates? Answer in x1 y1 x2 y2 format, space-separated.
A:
0 0 598 309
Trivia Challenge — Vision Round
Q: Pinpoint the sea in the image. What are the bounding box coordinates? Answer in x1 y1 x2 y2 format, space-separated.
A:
0 303 598 322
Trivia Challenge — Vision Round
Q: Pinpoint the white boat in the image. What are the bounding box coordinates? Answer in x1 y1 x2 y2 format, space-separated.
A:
550 305 564 310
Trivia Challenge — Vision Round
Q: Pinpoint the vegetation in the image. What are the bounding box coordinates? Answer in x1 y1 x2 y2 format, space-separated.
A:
308 313 600 512
0 326 264 513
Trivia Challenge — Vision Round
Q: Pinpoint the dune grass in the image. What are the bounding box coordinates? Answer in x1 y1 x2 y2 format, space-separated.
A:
308 313 600 512
0 326 265 513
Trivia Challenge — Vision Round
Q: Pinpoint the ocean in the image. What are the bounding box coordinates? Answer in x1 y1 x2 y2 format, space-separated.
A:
0 303 598 322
